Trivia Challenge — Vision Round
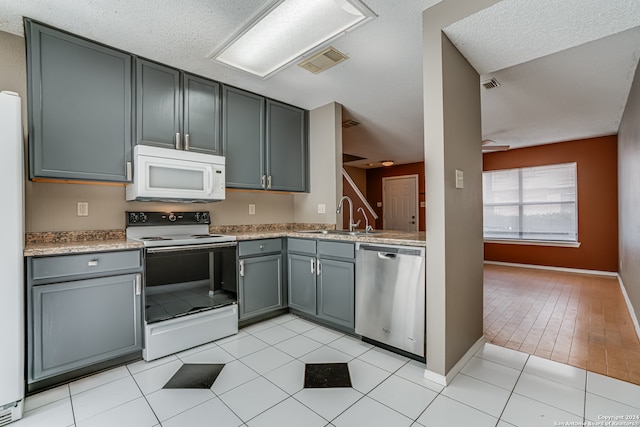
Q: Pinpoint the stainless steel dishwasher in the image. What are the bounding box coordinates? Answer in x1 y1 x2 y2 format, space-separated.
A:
355 242 425 358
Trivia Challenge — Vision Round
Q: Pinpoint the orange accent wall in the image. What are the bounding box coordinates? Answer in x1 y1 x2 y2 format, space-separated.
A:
365 162 426 231
483 136 618 272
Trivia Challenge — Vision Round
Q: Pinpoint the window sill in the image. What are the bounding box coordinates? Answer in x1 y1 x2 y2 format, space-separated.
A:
484 239 581 248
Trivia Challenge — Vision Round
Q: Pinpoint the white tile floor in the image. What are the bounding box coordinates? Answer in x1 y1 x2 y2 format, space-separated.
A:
15 313 640 427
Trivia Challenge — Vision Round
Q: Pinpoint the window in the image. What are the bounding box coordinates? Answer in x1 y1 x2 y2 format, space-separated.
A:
483 163 577 242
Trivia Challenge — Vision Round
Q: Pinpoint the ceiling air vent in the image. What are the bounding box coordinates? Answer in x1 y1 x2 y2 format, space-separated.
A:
342 119 360 128
481 78 501 89
299 46 349 74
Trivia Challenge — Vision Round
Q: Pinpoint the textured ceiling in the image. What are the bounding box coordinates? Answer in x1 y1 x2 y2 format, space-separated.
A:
0 0 639 167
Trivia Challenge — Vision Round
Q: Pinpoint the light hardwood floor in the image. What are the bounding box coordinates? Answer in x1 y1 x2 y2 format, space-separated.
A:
484 263 640 385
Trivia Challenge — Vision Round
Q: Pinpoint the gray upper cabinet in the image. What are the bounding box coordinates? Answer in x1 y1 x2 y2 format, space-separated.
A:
223 86 265 189
136 59 221 154
266 100 308 192
223 87 308 192
26 20 133 182
135 59 181 149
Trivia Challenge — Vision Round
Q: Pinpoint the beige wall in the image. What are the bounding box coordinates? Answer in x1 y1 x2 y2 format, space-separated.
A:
1 30 339 232
422 0 500 378
618 57 640 324
294 102 342 225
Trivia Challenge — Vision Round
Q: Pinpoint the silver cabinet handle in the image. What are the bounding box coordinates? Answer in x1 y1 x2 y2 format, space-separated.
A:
267 175 272 189
310 258 315 275
239 259 245 277
135 274 142 296
261 175 266 189
316 259 321 276
259 244 265 249
185 133 190 151
175 132 182 150
87 260 99 267
126 161 132 181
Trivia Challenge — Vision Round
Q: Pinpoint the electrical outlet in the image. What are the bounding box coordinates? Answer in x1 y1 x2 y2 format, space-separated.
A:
77 201 89 217
317 204 326 214
249 204 256 215
377 202 382 208
455 169 464 189
420 201 426 208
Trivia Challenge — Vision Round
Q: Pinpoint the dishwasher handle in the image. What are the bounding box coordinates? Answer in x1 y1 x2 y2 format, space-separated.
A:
378 252 397 260
358 244 424 257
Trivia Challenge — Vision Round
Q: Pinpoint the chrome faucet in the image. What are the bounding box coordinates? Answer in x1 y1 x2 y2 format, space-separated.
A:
337 196 360 232
357 207 374 232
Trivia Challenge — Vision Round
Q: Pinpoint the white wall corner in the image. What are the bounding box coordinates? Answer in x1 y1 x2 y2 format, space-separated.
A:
423 336 485 386
618 274 640 342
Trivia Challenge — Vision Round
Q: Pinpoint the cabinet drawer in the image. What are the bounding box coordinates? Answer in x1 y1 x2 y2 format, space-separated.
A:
30 251 142 281
318 241 355 259
238 239 282 257
287 238 316 255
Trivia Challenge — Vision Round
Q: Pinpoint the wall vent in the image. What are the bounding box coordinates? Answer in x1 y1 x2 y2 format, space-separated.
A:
299 46 349 74
342 119 360 128
481 78 501 89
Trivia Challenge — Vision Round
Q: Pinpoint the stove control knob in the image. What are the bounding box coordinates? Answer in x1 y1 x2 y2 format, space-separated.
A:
140 213 148 223
202 212 209 222
168 213 177 222
194 212 201 222
129 212 138 223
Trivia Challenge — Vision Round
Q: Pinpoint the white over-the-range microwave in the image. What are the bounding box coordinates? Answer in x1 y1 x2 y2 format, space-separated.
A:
126 145 226 203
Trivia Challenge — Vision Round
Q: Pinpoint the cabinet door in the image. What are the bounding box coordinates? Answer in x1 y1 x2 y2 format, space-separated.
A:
183 73 221 154
31 274 142 381
317 258 355 330
135 59 181 149
266 100 307 192
239 254 283 320
223 86 265 189
288 253 317 316
26 21 132 182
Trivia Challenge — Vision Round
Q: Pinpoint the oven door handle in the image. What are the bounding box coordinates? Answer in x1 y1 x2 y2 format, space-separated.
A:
146 242 237 254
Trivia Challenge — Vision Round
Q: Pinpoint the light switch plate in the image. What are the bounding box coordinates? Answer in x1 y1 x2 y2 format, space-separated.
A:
377 202 382 208
77 201 89 217
249 204 256 215
420 201 426 208
455 169 464 189
317 204 326 214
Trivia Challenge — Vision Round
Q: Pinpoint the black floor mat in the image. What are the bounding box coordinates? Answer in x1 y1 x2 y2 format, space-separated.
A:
303 363 352 388
163 364 225 389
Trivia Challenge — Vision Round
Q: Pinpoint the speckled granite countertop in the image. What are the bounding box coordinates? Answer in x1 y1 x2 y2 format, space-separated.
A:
24 239 144 257
24 226 425 256
232 230 426 247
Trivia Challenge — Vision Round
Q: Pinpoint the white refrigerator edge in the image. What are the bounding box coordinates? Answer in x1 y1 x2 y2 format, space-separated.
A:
0 90 25 424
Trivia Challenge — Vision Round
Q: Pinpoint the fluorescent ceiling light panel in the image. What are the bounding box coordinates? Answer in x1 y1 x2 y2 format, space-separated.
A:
212 0 376 78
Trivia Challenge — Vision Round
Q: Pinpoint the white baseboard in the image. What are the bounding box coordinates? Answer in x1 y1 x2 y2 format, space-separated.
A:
423 336 485 387
617 274 640 343
484 260 618 277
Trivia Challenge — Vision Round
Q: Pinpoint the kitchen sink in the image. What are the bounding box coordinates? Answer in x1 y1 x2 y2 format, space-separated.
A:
299 230 381 236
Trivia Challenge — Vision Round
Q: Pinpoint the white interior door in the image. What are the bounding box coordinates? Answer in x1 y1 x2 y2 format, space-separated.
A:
382 175 419 231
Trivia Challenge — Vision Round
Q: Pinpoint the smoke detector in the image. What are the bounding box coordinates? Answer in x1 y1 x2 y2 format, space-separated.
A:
299 46 349 74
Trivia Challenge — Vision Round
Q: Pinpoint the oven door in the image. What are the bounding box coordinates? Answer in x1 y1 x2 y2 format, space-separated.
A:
144 242 237 324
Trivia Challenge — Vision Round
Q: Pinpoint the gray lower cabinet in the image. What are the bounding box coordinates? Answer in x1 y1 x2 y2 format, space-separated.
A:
223 87 308 192
26 20 133 182
27 250 143 391
288 253 317 316
136 59 221 154
287 238 355 332
238 239 285 320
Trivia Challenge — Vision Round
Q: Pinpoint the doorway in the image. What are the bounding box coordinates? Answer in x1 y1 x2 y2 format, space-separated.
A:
382 175 419 231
